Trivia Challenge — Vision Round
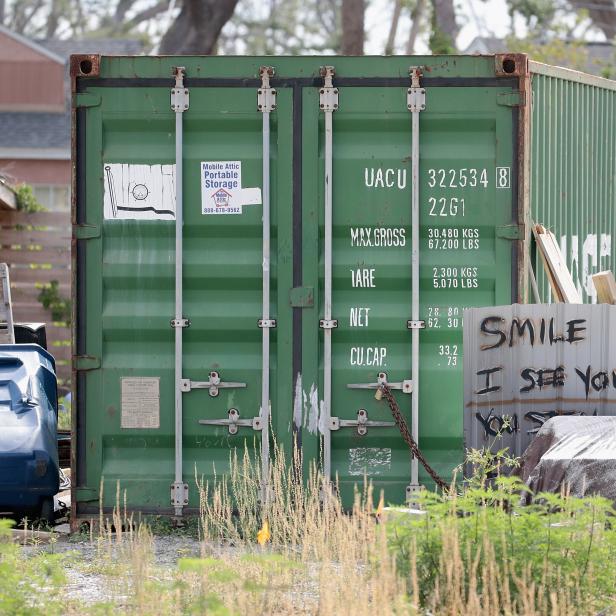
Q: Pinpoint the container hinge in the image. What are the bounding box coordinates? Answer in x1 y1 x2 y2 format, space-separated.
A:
496 224 524 240
171 67 189 112
407 67 425 112
347 371 412 394
258 319 277 328
74 224 101 240
198 408 263 435
320 319 338 329
330 409 395 436
258 66 276 113
319 66 338 112
497 91 524 107
74 355 101 371
170 318 190 328
75 92 101 108
407 320 425 329
170 482 189 507
180 371 246 397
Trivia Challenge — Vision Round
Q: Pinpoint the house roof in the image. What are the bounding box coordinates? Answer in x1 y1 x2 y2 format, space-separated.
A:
39 38 144 59
0 31 142 165
0 23 64 64
0 112 69 157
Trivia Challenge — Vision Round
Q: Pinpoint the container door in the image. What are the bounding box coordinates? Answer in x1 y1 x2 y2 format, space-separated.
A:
300 80 517 504
77 81 294 514
180 83 294 505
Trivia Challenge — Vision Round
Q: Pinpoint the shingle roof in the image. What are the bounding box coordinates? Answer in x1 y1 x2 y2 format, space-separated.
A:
0 112 69 150
39 38 144 59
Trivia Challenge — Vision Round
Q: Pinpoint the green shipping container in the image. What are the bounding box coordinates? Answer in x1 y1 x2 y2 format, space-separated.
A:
71 54 616 520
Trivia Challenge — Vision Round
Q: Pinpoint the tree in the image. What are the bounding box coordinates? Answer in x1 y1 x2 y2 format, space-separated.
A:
218 0 340 55
505 0 615 41
406 0 427 53
341 0 364 54
568 0 616 39
430 0 458 51
159 0 240 54
383 0 428 55
384 0 403 54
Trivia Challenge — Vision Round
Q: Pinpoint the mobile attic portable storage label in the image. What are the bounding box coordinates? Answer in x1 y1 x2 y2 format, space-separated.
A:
71 54 616 518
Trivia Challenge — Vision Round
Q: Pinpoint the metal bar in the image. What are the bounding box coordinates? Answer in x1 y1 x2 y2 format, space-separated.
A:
408 68 425 489
320 66 337 481
258 67 276 504
260 68 271 503
324 106 333 480
171 67 188 517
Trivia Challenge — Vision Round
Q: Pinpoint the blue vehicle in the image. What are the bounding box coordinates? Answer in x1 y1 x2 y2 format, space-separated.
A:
0 344 59 522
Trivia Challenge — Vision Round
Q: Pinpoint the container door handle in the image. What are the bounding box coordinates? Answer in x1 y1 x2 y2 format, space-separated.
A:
347 371 412 394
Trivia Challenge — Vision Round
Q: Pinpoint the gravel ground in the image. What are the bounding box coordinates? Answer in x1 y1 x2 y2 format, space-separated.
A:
22 529 206 607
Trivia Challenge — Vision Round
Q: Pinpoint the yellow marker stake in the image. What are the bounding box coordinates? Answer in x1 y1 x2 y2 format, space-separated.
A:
375 492 385 520
257 520 271 545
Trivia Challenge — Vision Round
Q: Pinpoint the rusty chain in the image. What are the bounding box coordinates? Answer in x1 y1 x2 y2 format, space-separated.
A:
379 382 449 491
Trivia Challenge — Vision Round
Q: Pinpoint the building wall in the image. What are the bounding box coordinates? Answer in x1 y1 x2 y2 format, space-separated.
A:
0 30 64 111
0 158 69 184
0 158 70 210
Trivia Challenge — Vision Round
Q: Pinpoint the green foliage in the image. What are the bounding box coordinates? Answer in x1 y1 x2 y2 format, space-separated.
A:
429 25 455 54
15 184 47 213
37 280 71 324
387 444 616 613
507 0 558 28
57 395 71 430
505 35 591 72
0 518 65 615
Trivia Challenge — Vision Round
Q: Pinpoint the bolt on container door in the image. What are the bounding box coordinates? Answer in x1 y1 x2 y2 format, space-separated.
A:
74 76 293 514
295 64 521 505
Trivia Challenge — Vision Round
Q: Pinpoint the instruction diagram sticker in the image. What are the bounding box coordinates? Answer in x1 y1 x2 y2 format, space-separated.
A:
104 163 175 221
201 161 262 215
121 377 160 429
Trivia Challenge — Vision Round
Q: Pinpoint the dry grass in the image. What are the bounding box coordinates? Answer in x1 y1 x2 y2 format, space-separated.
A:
50 441 616 615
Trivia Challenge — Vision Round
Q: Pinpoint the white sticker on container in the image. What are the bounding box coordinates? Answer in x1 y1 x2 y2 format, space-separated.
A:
103 163 175 220
121 377 160 429
201 161 262 215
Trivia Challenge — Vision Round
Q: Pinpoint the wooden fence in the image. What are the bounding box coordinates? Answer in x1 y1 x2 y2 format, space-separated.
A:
0 210 71 390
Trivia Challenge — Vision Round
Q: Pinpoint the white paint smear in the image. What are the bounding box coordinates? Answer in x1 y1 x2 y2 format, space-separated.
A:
293 373 303 429
308 384 319 435
104 163 175 221
348 448 392 476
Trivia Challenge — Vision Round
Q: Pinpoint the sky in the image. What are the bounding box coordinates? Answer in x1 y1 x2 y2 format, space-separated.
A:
364 0 513 54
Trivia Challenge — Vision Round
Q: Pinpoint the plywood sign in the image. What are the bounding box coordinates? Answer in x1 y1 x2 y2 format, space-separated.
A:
464 303 616 458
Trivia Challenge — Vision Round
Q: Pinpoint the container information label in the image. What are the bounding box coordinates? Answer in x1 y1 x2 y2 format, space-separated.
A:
103 163 176 221
121 377 160 429
201 161 262 215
